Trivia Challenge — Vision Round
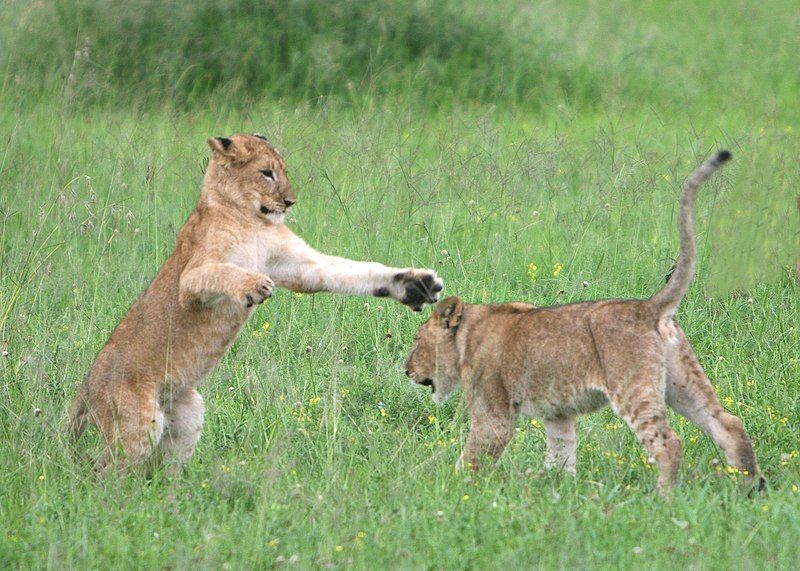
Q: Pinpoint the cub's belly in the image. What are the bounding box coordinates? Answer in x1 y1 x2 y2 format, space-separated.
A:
153 303 250 388
514 387 609 419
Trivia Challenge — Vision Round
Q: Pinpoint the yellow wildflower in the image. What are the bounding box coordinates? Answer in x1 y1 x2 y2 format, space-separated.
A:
527 263 538 282
552 263 563 278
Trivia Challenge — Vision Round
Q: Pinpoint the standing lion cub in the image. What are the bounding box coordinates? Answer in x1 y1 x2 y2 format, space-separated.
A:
406 151 763 493
69 133 443 472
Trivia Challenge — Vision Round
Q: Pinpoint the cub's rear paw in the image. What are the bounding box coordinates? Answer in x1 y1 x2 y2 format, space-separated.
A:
239 274 274 307
391 269 444 311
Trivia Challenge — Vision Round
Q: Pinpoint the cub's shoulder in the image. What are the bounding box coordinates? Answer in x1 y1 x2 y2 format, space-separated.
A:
483 302 537 315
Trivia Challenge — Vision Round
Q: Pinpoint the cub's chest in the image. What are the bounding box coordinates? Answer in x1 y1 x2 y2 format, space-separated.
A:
225 232 274 272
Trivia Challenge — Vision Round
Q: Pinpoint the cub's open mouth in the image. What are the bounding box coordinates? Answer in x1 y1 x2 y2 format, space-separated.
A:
418 378 435 393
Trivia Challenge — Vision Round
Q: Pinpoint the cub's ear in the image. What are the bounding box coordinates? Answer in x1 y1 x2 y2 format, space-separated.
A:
207 136 236 157
435 296 463 330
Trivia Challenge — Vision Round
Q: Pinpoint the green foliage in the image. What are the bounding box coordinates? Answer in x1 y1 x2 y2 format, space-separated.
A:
4 0 597 108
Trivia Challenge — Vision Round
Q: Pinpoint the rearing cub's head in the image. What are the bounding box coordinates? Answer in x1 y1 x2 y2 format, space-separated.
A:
405 296 464 404
204 133 297 224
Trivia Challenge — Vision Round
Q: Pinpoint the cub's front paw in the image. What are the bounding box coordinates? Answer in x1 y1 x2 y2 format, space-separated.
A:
390 269 444 311
239 274 274 308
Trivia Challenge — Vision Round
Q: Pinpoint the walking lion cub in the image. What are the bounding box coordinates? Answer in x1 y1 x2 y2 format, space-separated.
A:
406 151 763 492
70 133 443 472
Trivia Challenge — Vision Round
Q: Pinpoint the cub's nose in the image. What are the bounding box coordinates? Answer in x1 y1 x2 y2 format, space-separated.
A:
283 196 296 208
405 369 411 377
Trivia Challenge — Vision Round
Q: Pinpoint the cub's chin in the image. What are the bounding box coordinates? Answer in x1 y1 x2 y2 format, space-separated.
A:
266 211 286 224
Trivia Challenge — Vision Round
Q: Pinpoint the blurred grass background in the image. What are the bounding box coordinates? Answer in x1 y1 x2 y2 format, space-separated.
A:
2 0 797 288
0 0 798 568
3 0 595 108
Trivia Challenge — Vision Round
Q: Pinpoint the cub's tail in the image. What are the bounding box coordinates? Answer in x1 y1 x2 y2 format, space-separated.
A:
648 150 732 317
67 385 90 442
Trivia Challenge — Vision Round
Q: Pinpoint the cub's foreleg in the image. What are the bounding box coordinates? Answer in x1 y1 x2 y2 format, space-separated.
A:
265 228 442 310
179 262 274 308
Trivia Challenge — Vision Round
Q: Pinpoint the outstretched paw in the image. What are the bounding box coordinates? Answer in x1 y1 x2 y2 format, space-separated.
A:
239 274 274 308
391 269 444 311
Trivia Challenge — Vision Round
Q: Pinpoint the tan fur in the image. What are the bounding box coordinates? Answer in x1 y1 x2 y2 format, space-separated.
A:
406 152 763 493
69 133 443 473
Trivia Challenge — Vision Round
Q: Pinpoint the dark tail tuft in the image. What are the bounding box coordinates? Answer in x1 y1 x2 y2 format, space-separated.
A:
714 150 732 164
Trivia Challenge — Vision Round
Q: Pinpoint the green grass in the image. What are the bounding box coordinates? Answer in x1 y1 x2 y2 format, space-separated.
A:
1 0 799 569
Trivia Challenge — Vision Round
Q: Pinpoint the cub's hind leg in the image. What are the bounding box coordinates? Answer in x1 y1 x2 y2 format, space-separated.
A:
595 327 683 493
158 389 205 476
609 382 683 494
665 329 762 486
543 416 577 474
93 380 165 473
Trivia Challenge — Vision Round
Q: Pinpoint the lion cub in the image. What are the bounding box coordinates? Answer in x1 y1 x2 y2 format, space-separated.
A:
406 151 763 492
70 133 443 472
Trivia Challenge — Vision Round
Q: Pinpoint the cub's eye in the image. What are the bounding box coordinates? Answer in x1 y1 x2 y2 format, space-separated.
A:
260 169 276 181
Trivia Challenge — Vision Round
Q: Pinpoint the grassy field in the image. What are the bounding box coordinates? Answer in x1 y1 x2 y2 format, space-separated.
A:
1 0 799 569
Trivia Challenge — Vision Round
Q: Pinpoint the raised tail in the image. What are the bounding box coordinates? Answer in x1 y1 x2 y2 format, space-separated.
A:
648 150 732 317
